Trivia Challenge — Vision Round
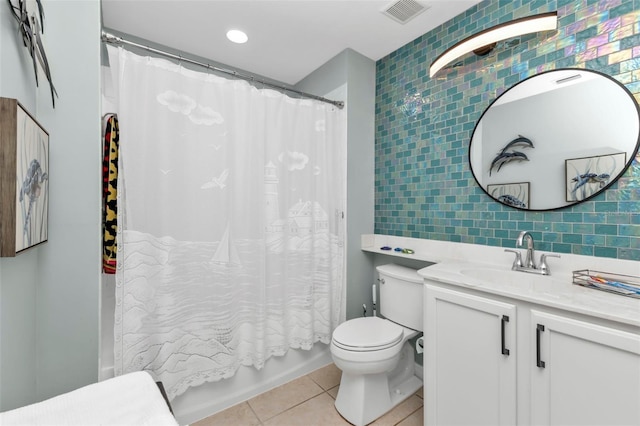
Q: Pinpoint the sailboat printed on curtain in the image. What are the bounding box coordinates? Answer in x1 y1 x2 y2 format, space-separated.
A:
211 226 241 266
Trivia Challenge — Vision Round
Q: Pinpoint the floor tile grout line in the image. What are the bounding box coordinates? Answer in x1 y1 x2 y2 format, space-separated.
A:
307 367 341 391
393 405 423 426
245 400 262 426
251 366 342 423
251 386 326 424
261 389 343 425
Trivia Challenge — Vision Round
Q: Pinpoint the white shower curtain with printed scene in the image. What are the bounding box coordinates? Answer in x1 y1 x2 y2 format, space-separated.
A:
107 46 346 400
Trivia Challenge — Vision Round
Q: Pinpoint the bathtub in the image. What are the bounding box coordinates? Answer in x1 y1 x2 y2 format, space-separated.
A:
100 274 333 425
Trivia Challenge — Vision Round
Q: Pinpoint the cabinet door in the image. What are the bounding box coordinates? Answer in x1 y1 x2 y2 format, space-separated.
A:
531 310 640 426
425 284 517 426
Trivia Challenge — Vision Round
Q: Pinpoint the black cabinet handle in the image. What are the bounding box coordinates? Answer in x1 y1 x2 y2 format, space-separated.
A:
536 324 546 368
501 315 510 356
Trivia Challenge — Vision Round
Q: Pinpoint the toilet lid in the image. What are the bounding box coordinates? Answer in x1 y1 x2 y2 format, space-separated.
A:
332 317 403 351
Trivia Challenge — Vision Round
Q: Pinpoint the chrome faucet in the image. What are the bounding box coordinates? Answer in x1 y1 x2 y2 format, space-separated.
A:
516 231 536 268
505 231 560 275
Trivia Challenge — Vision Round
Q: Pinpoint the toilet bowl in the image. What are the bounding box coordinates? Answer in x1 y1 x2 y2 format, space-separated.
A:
330 264 424 426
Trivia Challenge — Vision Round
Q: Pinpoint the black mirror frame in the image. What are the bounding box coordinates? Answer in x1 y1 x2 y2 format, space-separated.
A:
469 68 640 211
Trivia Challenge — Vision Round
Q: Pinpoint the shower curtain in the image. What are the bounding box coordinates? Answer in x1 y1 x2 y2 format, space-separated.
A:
106 46 346 399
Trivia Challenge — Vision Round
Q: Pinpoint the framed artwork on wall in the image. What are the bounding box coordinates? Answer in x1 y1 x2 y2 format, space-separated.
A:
565 152 626 202
487 182 530 209
0 98 49 256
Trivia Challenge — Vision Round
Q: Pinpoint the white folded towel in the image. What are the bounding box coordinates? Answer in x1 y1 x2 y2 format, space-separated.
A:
0 371 179 426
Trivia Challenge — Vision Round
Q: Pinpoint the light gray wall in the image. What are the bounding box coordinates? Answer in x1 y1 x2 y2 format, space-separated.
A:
0 0 42 410
0 0 101 410
34 0 102 402
0 253 38 411
296 49 376 320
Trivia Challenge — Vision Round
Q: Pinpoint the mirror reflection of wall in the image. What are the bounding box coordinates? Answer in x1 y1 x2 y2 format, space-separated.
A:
470 69 640 211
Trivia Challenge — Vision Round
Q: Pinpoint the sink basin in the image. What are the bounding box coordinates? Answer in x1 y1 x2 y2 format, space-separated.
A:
460 268 518 283
459 267 562 293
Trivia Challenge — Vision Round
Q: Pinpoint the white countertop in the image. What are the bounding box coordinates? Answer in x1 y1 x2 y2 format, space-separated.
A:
363 234 640 328
418 259 640 328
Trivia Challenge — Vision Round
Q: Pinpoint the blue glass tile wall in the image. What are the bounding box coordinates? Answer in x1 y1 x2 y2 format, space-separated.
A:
375 0 640 260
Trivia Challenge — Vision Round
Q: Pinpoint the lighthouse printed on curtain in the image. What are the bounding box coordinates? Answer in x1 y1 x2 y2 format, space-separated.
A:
264 161 329 253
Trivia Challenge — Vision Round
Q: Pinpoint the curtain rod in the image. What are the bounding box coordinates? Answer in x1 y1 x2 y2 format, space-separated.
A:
101 31 344 109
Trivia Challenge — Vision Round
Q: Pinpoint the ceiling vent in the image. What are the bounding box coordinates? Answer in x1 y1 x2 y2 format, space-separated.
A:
382 0 429 24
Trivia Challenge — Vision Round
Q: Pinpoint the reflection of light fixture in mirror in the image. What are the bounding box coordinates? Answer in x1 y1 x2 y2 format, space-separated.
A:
429 12 558 78
556 74 581 84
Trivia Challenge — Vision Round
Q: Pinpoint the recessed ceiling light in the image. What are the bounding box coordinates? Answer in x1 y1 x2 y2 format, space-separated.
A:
226 29 248 44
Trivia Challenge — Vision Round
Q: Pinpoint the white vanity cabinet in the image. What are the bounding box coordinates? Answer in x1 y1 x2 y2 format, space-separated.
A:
424 284 517 426
424 280 640 426
530 310 640 426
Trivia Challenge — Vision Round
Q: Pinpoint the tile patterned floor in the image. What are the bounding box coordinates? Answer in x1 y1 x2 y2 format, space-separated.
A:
193 363 423 426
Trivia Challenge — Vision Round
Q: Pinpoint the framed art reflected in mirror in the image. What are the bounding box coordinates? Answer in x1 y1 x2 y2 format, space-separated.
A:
565 152 626 202
487 182 530 209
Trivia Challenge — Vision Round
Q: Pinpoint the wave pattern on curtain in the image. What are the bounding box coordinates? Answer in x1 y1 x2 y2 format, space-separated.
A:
107 46 346 400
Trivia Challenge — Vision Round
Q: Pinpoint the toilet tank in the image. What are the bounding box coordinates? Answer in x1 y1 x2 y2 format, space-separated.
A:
377 264 423 331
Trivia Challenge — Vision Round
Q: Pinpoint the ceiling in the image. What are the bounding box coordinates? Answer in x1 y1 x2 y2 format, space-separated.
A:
101 0 481 85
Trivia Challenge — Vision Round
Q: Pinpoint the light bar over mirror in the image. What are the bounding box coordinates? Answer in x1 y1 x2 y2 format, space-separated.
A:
429 11 558 78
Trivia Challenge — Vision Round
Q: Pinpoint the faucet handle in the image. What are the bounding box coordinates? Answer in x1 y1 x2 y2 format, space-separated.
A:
504 249 523 269
539 253 560 275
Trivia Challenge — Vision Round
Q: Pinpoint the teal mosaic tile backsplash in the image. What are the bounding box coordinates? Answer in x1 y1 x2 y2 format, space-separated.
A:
375 0 640 260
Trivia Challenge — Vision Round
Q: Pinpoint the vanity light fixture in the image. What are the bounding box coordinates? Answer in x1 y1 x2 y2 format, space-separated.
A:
429 11 558 78
226 29 248 44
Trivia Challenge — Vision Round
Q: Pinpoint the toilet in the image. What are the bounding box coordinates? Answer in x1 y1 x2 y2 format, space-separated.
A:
331 264 424 426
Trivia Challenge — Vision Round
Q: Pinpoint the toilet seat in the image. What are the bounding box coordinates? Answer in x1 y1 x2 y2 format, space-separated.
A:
332 317 403 352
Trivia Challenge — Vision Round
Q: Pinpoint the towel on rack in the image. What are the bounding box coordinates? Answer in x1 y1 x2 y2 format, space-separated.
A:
102 115 119 274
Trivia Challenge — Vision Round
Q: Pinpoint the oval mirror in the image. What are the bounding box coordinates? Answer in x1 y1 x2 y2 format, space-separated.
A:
469 68 640 211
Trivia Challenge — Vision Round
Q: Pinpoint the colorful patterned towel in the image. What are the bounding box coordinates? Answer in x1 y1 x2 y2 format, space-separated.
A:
102 115 119 274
